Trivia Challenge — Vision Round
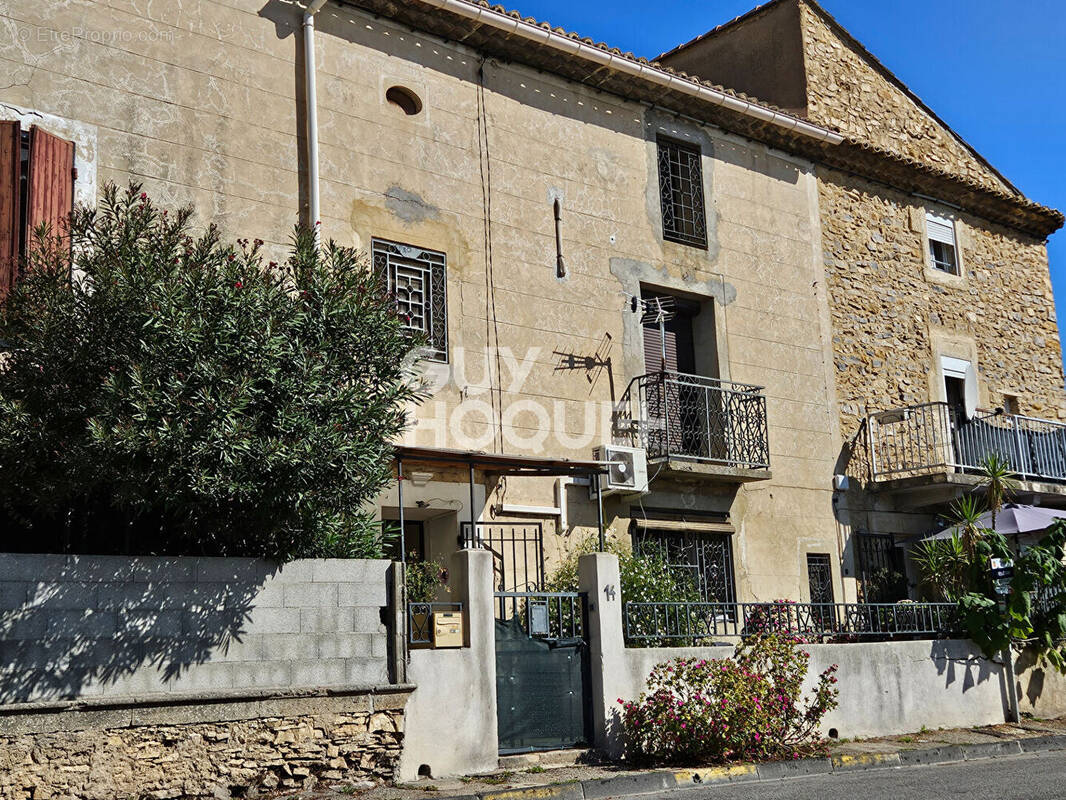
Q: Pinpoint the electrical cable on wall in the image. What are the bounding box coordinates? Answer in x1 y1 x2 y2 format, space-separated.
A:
476 58 505 453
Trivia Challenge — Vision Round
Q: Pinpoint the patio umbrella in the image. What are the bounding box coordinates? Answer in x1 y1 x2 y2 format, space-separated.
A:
923 503 1066 540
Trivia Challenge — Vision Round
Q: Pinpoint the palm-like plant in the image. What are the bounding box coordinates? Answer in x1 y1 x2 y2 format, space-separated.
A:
950 494 986 563
977 452 1019 529
912 532 969 602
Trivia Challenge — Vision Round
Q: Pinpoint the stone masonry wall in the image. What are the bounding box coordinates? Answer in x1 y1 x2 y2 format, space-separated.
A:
0 690 407 799
819 168 1066 445
799 1 1015 196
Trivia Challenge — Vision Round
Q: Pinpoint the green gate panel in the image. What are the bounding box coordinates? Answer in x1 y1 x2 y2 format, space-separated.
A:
495 617 590 754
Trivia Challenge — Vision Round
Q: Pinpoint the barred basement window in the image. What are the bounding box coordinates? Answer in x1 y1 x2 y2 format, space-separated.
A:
656 137 707 249
372 238 448 362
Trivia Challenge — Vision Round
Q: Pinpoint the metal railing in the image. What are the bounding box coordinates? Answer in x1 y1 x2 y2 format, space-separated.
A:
624 601 961 645
615 371 769 469
869 402 1066 483
407 601 463 645
495 591 584 641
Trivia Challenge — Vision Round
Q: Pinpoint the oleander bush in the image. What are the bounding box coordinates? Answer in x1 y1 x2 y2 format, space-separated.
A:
619 633 839 764
0 183 424 559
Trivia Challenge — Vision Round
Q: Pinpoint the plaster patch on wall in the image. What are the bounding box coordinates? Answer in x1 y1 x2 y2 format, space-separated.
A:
608 256 737 307
385 186 439 224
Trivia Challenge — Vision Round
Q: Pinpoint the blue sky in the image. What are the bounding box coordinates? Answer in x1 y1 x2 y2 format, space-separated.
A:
509 0 1066 344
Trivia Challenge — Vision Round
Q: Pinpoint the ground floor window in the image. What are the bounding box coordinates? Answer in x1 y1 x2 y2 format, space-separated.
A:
854 533 908 602
634 527 737 605
805 553 835 604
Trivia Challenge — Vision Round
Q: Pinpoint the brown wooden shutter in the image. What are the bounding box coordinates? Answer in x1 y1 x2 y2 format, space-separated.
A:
0 120 19 298
26 126 75 250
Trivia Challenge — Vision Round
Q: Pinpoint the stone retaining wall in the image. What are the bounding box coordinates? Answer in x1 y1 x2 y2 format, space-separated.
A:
0 687 410 800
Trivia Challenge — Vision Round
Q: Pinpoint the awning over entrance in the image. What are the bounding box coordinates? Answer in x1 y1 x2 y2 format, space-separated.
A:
393 446 608 477
392 446 610 560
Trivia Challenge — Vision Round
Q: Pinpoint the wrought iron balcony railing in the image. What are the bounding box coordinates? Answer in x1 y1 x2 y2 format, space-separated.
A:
868 402 1066 483
614 371 769 469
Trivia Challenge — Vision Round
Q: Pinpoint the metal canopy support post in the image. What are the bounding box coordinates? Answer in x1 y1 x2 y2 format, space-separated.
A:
396 456 408 666
397 458 406 567
469 462 477 549
595 473 605 551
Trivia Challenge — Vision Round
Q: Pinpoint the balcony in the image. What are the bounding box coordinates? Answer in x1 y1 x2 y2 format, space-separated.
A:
615 371 770 481
868 402 1066 498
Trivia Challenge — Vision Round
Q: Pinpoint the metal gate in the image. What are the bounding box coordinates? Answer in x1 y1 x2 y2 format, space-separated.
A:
461 523 545 594
494 591 591 754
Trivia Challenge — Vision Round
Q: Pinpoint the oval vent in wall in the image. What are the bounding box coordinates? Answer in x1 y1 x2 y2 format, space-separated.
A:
386 85 422 116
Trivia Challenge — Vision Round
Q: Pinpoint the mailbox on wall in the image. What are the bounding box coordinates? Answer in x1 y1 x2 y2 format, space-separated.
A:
432 612 463 648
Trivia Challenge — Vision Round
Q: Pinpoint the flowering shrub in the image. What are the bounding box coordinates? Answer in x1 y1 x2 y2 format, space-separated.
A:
619 634 838 764
0 183 424 559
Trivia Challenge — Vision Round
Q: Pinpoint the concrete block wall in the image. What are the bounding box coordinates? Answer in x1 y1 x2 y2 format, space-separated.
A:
0 554 392 704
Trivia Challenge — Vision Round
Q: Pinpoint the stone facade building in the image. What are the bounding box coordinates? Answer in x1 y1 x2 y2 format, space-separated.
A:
659 0 1066 598
0 0 1061 640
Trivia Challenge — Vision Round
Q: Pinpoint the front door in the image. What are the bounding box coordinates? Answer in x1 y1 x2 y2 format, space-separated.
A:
494 592 590 754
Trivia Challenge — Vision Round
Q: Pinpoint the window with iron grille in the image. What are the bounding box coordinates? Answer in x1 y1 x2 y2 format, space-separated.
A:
806 553 835 604
656 137 707 249
372 237 448 362
634 527 736 605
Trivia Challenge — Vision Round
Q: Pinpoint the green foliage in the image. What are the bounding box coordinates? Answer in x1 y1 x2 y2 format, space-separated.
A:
545 537 697 604
0 183 424 559
405 559 450 604
544 537 699 645
619 634 839 764
912 532 969 602
913 497 1066 671
977 452 1020 528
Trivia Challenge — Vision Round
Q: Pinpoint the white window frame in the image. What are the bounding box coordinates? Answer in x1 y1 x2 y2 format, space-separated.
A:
925 212 960 275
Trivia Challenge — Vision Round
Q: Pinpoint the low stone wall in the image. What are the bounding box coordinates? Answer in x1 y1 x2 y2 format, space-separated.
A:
581 554 1066 755
0 686 411 799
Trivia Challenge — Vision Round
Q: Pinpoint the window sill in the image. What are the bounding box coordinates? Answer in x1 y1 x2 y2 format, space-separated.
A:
923 265 967 289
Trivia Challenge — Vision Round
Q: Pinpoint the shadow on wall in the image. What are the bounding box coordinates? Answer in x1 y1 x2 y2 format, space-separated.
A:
1016 647 1049 709
929 639 1000 696
0 557 276 704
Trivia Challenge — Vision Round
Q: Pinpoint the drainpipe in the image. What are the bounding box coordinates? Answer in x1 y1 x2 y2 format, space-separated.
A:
304 0 329 238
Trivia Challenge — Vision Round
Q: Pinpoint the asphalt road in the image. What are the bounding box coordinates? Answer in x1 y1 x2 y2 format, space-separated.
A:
647 751 1066 799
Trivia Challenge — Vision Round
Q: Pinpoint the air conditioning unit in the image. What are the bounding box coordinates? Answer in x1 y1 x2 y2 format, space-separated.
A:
591 444 649 497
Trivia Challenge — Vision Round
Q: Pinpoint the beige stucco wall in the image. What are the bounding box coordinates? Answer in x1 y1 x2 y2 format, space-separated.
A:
0 1 861 603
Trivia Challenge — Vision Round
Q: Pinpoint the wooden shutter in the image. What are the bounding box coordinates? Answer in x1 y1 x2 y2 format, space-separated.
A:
25 126 75 250
0 120 19 298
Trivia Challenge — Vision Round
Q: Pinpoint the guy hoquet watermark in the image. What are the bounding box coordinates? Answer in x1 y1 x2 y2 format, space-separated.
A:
405 346 629 454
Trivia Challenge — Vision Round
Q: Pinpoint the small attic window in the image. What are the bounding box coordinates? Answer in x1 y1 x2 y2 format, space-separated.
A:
386 86 422 116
